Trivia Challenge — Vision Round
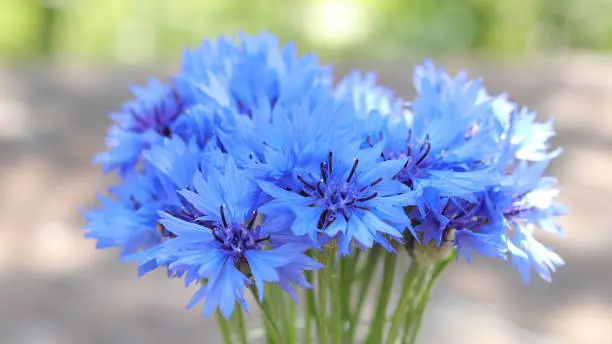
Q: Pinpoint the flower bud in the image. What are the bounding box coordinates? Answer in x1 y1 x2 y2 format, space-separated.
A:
405 228 455 266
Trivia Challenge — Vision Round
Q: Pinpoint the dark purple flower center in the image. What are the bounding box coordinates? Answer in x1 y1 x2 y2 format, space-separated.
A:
211 206 269 261
234 95 278 118
503 204 535 218
297 152 381 229
437 199 490 232
502 192 537 219
127 88 184 137
369 130 432 189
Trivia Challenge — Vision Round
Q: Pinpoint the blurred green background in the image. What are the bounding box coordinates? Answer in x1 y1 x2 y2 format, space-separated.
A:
2 2 612 344
2 0 612 63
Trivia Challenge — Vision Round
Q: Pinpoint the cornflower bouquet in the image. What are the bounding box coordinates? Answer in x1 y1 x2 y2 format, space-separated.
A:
84 32 565 344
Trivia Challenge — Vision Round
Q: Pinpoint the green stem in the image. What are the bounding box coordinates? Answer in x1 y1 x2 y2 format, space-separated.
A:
364 251 398 344
384 261 423 344
401 269 430 344
303 270 314 344
340 249 358 342
230 307 248 344
328 247 342 344
346 246 382 343
316 250 329 344
406 288 430 343
287 295 296 344
216 309 232 344
249 286 284 344
340 255 350 324
269 285 290 343
402 251 455 344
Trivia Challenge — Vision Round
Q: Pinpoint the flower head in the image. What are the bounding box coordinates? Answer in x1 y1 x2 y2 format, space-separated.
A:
374 61 501 219
259 141 416 255
139 157 320 318
497 160 565 282
335 70 403 119
177 31 332 117
84 172 162 274
396 61 564 283
94 79 186 174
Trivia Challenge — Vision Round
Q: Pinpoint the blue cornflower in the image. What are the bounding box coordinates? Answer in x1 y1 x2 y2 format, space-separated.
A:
177 31 332 117
441 111 564 281
335 70 403 119
94 78 186 174
412 59 457 94
169 104 236 150
409 60 506 161
258 140 417 255
410 195 507 263
418 151 565 281
497 160 566 282
144 135 203 196
509 224 564 283
335 70 409 149
87 136 206 276
141 157 321 319
507 107 562 162
84 172 162 269
373 61 500 216
220 95 358 181
229 32 332 114
393 61 565 282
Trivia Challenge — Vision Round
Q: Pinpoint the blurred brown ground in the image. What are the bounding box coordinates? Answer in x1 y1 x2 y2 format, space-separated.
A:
0 55 610 344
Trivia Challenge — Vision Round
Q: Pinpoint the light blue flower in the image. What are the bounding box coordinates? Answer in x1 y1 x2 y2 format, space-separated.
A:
142 157 321 318
84 172 162 267
382 61 500 211
509 107 563 162
176 31 332 117
94 79 186 174
498 160 566 282
258 140 417 255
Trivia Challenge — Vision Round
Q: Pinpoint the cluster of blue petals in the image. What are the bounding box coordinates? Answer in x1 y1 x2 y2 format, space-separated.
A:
85 32 565 318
